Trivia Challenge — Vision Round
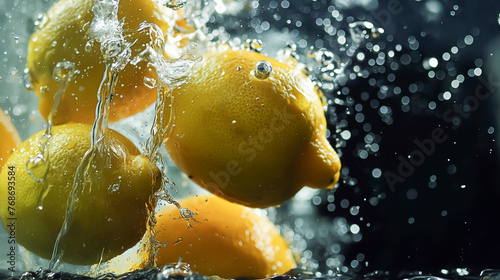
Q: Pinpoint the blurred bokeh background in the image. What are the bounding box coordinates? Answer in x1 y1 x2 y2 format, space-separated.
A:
255 0 500 275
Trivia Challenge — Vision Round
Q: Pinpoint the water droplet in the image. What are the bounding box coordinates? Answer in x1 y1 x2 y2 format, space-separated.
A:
39 86 50 95
26 154 49 183
179 207 195 219
428 57 438 68
161 261 192 278
243 39 263 53
173 237 183 245
406 188 418 200
277 43 300 65
34 13 48 30
23 74 34 91
254 60 272 79
318 49 341 70
85 40 94 52
53 61 76 83
159 0 187 10
349 21 384 43
144 76 157 89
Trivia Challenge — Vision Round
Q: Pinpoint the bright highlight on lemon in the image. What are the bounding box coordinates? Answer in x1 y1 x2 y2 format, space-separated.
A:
27 0 174 125
164 49 341 208
0 123 161 265
155 195 296 278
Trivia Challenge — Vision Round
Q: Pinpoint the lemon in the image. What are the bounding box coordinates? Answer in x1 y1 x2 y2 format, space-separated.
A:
155 195 296 278
0 123 161 264
27 0 174 125
0 109 21 171
163 49 341 208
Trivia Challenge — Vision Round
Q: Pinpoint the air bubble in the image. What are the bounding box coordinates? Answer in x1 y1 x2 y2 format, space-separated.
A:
254 60 272 79
159 0 187 10
39 86 50 95
350 224 360 234
314 48 341 69
407 188 418 200
53 61 76 83
348 21 384 44
23 74 34 91
34 13 48 30
85 40 94 52
243 39 263 53
144 76 157 89
277 43 300 65
429 57 438 68
350 206 360 216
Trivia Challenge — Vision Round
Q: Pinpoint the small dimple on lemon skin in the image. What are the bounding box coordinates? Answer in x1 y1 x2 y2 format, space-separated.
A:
27 0 174 125
155 195 296 278
163 49 341 208
0 123 162 265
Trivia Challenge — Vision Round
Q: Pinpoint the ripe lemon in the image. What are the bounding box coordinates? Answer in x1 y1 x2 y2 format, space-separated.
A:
163 49 341 208
0 109 21 171
0 123 161 264
27 0 174 124
155 195 296 278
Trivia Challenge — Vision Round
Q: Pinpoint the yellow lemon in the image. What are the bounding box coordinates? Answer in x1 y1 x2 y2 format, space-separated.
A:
0 123 161 264
0 109 21 171
155 195 296 278
27 0 174 124
163 49 341 208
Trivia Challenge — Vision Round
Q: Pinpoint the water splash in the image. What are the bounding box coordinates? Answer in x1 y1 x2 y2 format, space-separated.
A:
160 261 192 278
48 0 130 271
130 21 199 269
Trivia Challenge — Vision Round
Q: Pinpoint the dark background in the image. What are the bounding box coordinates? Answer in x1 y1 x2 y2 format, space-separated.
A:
315 0 500 275
219 0 500 276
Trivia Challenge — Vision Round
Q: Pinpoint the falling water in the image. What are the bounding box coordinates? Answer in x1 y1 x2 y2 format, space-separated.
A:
26 61 75 185
48 0 130 271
